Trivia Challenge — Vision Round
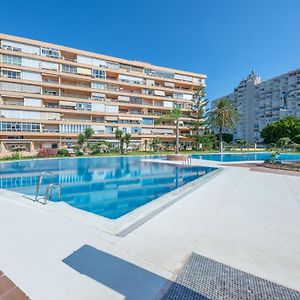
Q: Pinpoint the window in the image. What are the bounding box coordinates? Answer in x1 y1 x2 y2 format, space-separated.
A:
62 64 77 74
92 69 106 79
76 102 91 111
0 122 41 132
1 70 21 79
142 89 152 95
59 124 90 134
119 75 144 85
1 55 22 66
174 93 183 99
41 47 60 58
107 61 119 70
92 82 106 90
144 68 174 79
142 118 154 125
2 44 21 52
131 127 141 134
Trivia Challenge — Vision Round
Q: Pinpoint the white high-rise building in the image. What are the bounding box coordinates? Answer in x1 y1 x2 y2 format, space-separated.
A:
212 68 300 144
212 71 260 144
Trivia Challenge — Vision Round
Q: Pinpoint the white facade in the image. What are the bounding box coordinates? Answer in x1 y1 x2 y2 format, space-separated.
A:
213 68 300 144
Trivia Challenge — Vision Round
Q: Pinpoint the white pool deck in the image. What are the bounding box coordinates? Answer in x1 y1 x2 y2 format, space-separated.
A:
0 158 300 299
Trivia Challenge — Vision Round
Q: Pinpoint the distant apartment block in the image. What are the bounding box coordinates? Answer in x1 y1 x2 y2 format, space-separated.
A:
0 34 206 154
212 68 300 144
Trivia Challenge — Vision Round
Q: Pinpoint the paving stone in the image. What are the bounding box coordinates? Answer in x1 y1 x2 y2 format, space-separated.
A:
162 253 300 300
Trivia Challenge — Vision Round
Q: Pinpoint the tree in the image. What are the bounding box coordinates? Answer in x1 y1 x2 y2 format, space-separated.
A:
77 133 85 147
261 115 300 144
115 129 123 153
208 98 238 152
156 107 183 154
77 128 94 154
189 89 208 150
83 127 94 146
277 137 291 150
236 139 247 150
293 134 300 144
124 133 131 151
198 134 217 150
216 133 233 144
150 137 161 152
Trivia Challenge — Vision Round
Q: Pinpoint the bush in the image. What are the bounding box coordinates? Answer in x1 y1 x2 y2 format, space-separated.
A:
293 134 300 144
276 137 291 149
37 148 57 158
264 151 281 164
57 149 70 156
75 150 83 156
11 151 22 160
216 133 233 144
198 134 217 150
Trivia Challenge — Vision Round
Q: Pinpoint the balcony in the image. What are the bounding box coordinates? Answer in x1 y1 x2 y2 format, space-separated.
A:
43 89 59 96
61 92 90 100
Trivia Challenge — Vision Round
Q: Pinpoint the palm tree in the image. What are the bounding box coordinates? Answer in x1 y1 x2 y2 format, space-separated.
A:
208 98 238 152
156 107 183 154
124 133 131 151
115 129 123 153
83 127 94 147
77 128 94 154
150 137 160 152
77 133 85 148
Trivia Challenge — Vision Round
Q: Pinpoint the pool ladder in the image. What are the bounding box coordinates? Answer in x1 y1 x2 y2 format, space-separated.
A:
34 171 62 205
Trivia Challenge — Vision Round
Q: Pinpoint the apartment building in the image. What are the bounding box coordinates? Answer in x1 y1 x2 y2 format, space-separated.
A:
0 34 206 154
213 68 300 144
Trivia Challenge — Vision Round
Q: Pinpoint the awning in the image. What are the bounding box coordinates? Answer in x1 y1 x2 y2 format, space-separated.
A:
118 96 130 101
105 116 118 121
77 67 91 76
59 101 76 106
154 90 165 96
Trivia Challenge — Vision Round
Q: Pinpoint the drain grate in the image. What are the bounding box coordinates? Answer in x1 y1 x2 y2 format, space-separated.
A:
161 253 300 300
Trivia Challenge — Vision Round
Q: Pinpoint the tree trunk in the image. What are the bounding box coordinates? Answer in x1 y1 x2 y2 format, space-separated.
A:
175 120 179 154
219 128 223 153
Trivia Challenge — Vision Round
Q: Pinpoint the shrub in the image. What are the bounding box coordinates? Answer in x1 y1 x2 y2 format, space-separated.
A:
75 150 83 156
264 151 281 164
37 148 57 158
198 134 217 150
293 134 300 144
11 151 22 160
57 149 70 156
276 137 291 150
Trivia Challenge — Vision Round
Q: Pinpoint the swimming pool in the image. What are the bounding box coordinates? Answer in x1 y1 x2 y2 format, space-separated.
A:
191 152 300 162
0 156 216 219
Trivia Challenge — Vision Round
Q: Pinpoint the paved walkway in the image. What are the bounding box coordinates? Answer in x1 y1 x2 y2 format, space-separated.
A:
0 162 299 299
0 271 29 300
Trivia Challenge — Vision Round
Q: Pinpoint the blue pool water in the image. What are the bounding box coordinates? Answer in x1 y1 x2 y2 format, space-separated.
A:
191 152 300 162
0 156 216 219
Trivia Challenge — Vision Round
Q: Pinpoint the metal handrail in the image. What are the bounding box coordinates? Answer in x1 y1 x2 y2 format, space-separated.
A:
44 183 62 205
35 171 54 201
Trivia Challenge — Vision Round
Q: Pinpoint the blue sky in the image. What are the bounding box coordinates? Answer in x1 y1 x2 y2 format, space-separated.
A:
1 0 300 101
